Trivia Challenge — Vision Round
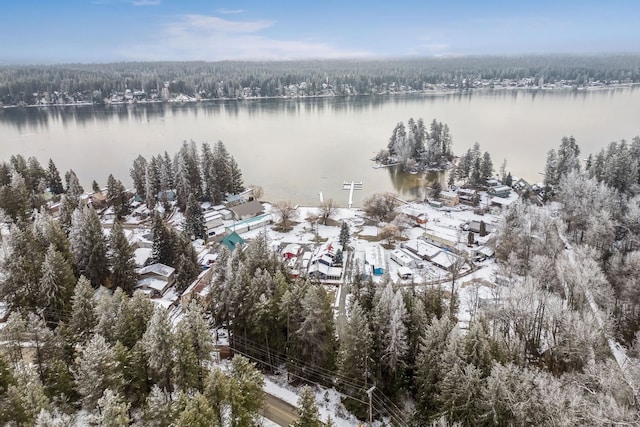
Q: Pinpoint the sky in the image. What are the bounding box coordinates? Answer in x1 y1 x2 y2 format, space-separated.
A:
1 0 639 64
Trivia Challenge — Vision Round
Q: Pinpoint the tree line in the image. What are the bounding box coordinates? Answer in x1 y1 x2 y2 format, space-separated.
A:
2 55 640 105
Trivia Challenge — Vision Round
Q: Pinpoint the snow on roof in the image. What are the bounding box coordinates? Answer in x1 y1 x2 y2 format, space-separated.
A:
402 239 442 259
282 243 301 255
431 251 462 269
364 244 385 267
134 247 152 267
136 277 168 292
137 263 175 277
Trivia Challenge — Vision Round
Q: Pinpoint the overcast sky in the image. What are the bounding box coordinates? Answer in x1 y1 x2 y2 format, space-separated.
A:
2 0 640 64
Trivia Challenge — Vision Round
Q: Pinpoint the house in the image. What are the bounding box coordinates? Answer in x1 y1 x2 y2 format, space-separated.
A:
485 178 501 187
457 188 478 206
423 228 459 251
135 263 176 297
204 211 223 237
513 178 532 194
439 191 459 207
180 268 213 307
401 240 442 261
473 246 495 260
221 231 245 251
224 193 246 205
282 243 302 259
488 185 511 198
466 220 496 235
307 263 343 281
229 200 264 220
431 251 464 271
157 190 177 202
365 245 386 275
390 249 421 268
397 266 413 280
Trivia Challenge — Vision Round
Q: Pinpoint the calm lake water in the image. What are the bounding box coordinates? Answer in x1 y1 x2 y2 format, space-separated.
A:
1 88 639 207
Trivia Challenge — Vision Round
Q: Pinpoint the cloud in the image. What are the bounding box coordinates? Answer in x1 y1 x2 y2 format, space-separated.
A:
131 0 160 5
216 8 244 15
117 14 370 61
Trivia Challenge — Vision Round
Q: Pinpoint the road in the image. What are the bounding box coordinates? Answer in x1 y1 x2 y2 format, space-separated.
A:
259 393 299 426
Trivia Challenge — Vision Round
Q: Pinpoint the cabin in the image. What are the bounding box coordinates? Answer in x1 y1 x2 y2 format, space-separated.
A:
457 188 478 206
439 191 459 207
204 211 224 237
135 263 175 297
488 185 512 198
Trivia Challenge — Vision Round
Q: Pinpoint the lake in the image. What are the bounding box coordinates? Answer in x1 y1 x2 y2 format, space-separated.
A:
1 87 639 207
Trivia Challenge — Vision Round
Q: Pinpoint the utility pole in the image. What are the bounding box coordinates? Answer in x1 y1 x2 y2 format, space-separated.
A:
366 386 375 427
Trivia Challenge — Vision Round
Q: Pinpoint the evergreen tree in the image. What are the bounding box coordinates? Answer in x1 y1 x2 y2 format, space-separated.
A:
480 151 493 182
70 206 109 287
151 212 174 265
106 174 129 219
142 307 175 392
65 169 84 199
229 156 244 194
74 334 123 408
68 276 97 345
173 233 201 293
339 221 350 247
184 193 205 240
337 302 372 415
58 194 77 234
92 389 131 427
144 385 175 427
0 224 44 314
47 159 64 195
293 386 321 427
228 355 264 427
203 368 230 427
213 141 232 203
175 392 218 427
130 155 148 198
39 243 75 325
173 302 214 392
291 285 337 384
7 362 50 425
108 221 138 295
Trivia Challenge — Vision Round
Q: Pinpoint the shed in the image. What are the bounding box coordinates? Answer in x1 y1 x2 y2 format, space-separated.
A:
222 231 245 251
397 266 413 280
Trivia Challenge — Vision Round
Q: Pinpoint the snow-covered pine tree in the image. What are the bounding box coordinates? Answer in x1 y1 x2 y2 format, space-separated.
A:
142 306 175 393
108 220 137 296
73 334 123 408
293 385 321 427
68 276 97 345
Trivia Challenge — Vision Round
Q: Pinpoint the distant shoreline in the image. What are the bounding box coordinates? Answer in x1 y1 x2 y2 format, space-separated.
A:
3 83 638 110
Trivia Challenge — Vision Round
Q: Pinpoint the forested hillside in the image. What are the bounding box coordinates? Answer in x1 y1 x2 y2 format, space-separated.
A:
1 55 639 106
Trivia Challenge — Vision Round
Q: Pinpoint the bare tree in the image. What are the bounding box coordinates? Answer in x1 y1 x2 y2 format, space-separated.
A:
247 184 263 201
273 200 297 231
363 192 397 223
379 223 400 246
318 198 338 225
